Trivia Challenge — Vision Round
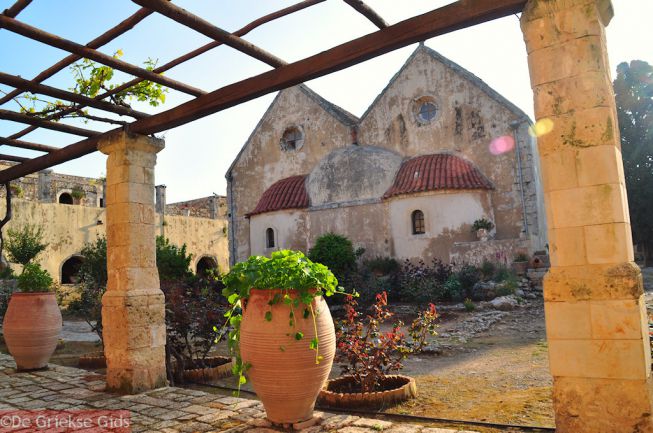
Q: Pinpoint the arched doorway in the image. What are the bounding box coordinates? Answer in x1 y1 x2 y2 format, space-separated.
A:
58 192 73 205
61 255 84 284
196 256 218 277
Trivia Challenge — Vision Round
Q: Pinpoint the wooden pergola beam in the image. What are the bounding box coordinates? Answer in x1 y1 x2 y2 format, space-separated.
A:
132 0 287 68
343 0 388 29
0 137 56 153
2 0 32 18
0 8 153 106
0 15 206 97
0 154 28 163
0 72 149 119
0 0 527 183
0 109 101 137
5 0 323 142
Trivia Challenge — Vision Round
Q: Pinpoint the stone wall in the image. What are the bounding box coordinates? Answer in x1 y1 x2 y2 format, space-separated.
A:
450 238 531 266
166 195 227 219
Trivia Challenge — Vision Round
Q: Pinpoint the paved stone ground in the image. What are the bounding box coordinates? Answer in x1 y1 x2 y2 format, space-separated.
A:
0 354 477 433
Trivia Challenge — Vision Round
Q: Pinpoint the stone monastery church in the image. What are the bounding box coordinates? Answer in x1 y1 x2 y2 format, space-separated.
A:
227 44 547 266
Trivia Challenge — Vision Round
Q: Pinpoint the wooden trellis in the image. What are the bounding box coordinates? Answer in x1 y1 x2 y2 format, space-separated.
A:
0 0 526 183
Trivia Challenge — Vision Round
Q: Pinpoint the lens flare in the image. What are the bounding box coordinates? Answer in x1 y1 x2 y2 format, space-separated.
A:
528 118 554 137
489 135 515 155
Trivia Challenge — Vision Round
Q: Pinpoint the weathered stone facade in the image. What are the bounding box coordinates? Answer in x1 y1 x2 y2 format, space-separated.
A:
0 164 229 283
227 45 547 265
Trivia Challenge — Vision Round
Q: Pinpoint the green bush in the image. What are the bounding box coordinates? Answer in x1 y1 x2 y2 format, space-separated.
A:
6 224 47 267
156 236 193 282
456 264 481 299
363 256 400 276
397 259 453 303
480 260 496 281
17 263 53 293
308 233 358 282
69 236 107 341
463 298 476 311
443 274 462 300
497 274 519 296
494 266 514 283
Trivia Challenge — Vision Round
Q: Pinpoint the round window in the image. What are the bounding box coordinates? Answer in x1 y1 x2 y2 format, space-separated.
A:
418 102 438 123
280 126 304 151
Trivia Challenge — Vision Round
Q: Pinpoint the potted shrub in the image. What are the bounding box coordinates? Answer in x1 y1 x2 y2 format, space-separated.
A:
221 250 344 424
2 225 61 370
71 186 85 204
512 252 530 276
471 218 494 241
318 292 437 409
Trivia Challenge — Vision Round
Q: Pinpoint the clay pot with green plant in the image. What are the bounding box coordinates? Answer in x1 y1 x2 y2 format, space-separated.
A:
471 218 494 241
221 250 345 424
512 252 530 276
318 292 438 409
2 225 61 370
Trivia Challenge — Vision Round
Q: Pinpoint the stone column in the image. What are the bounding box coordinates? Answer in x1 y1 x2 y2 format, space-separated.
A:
521 1 653 432
99 131 167 394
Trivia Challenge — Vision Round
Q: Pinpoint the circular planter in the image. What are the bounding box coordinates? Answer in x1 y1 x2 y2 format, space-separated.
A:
318 375 417 409
240 289 336 424
183 356 233 382
3 292 62 370
78 351 106 369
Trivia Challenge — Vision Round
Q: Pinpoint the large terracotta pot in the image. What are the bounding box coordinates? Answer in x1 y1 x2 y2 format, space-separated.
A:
3 292 62 370
240 289 335 424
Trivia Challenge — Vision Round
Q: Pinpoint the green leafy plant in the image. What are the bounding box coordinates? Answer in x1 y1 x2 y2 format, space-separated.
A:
70 186 85 200
456 264 481 300
9 183 23 198
69 236 107 341
471 218 494 232
308 233 359 282
17 263 53 293
14 50 167 122
463 298 476 312
363 256 400 276
480 260 496 281
5 224 47 267
156 236 193 282
221 250 346 392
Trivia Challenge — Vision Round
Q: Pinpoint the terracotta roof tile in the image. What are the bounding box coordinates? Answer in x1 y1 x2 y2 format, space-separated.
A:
247 175 309 217
384 154 492 199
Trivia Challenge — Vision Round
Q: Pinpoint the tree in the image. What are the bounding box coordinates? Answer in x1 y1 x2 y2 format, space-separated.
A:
614 60 653 265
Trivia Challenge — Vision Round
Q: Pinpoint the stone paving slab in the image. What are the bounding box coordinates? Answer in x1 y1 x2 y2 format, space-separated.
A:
0 354 477 433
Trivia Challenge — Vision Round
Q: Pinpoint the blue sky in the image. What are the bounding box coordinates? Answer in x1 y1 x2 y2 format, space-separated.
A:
0 1 651 202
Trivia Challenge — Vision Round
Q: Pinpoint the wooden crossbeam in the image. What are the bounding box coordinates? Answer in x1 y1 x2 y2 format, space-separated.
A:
2 0 32 18
0 109 101 137
343 0 388 29
0 72 149 119
0 154 28 163
0 0 527 183
0 15 206 97
0 137 55 152
0 8 153 106
132 0 287 68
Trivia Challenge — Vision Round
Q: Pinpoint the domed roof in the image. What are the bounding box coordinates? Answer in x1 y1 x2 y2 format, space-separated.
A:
307 145 403 207
384 153 492 199
247 175 308 217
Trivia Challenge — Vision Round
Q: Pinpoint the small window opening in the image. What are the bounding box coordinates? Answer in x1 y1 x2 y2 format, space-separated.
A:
196 256 218 278
417 102 438 123
266 228 275 248
280 127 304 151
412 210 425 235
59 192 73 205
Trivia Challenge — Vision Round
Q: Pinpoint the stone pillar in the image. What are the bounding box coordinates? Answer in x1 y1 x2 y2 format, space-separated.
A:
37 170 52 202
155 184 166 214
99 131 167 394
521 2 653 432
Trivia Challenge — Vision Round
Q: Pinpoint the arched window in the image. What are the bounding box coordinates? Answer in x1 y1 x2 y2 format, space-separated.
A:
61 256 84 284
58 192 73 205
266 228 275 248
411 210 425 235
196 256 218 277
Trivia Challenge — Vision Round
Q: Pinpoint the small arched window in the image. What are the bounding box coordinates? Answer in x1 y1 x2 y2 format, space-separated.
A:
266 228 275 248
412 210 425 235
61 256 84 284
59 192 73 205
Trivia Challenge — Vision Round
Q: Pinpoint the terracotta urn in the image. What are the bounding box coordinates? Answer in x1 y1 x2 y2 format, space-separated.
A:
3 292 62 370
240 288 336 424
